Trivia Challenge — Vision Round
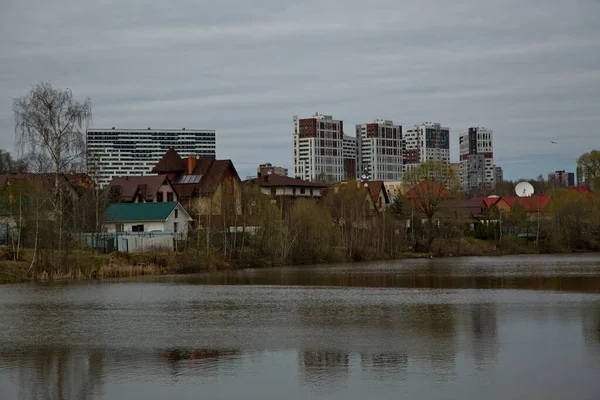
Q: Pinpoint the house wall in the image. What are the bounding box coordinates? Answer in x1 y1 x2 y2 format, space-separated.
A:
103 205 191 238
132 182 178 203
260 186 322 198
195 174 243 217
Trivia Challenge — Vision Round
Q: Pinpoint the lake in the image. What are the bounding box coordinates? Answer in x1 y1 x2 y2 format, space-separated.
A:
1 254 599 399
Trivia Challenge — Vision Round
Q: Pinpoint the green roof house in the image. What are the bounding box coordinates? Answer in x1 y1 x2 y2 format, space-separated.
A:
103 202 192 238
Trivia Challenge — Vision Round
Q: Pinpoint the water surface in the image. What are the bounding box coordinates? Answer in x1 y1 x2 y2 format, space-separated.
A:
1 254 599 399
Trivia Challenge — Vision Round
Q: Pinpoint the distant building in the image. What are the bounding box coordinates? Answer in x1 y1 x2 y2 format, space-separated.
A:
356 120 403 181
87 127 216 187
403 122 450 173
450 163 461 180
548 170 575 187
293 113 347 183
577 165 590 187
257 163 288 177
494 165 503 184
342 135 358 180
459 127 495 192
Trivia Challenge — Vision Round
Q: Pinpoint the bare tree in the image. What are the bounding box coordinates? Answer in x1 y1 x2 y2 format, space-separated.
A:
13 82 92 205
14 82 91 261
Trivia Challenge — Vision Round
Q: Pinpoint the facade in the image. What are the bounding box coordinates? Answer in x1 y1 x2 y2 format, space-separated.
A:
342 135 358 180
103 202 193 238
86 128 216 187
403 122 450 173
383 181 404 201
293 113 346 183
257 163 288 177
108 175 179 203
494 165 504 184
576 165 590 187
356 120 403 181
548 170 575 188
459 127 495 192
246 174 328 199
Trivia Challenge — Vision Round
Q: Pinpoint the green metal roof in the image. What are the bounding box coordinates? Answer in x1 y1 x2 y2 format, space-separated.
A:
104 202 178 222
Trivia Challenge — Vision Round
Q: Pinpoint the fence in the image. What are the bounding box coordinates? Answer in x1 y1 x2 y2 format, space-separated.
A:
76 232 180 253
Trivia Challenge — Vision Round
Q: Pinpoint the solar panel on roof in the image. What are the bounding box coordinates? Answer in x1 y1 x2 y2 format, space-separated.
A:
173 175 201 184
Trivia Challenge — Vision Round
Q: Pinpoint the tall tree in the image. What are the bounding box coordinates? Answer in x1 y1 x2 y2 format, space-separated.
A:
577 150 600 190
13 82 92 204
403 161 457 247
0 150 28 174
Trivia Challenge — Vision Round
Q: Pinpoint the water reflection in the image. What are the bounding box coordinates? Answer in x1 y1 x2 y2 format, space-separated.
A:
166 255 600 293
360 352 408 381
0 347 105 400
0 255 599 399
299 351 350 391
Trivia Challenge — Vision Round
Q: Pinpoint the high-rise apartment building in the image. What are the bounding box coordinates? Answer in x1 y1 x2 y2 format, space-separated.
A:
548 170 575 187
87 128 216 187
403 122 450 173
356 120 403 181
494 165 503 184
293 113 347 182
257 163 288 177
342 135 358 180
459 127 495 192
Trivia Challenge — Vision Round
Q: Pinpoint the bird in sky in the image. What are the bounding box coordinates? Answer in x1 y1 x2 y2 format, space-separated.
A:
550 141 557 144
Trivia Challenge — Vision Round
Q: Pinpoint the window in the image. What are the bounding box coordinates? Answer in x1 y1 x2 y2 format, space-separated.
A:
157 192 164 202
271 188 276 197
174 209 179 218
174 222 179 233
167 192 174 202
300 188 306 195
116 223 124 232
132 224 144 232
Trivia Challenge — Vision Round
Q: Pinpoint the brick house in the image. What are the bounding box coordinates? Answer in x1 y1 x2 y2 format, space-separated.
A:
152 147 242 227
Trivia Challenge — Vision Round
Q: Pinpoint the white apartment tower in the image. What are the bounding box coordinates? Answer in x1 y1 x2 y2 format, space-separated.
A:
87 128 216 187
403 122 450 173
294 113 350 182
459 127 495 192
356 120 403 181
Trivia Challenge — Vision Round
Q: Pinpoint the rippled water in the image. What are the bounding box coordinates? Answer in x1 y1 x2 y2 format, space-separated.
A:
1 254 599 399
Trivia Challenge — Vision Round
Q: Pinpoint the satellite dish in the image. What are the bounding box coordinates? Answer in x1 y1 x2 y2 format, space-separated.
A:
515 181 534 197
361 174 367 180
487 195 500 198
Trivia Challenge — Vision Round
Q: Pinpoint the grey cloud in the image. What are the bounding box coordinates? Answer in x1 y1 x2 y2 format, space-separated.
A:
1 0 599 180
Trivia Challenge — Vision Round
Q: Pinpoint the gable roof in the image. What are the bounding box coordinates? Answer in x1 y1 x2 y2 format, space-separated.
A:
245 174 328 188
470 197 501 207
104 202 179 222
152 147 186 173
363 181 390 205
108 175 174 202
502 195 551 212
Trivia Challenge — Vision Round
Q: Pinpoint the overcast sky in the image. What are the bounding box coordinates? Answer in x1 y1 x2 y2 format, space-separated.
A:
1 0 599 181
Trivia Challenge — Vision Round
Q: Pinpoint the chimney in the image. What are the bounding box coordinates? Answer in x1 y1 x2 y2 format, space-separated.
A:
187 157 197 175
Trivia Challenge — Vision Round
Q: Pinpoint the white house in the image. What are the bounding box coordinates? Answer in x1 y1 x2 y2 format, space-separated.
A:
103 202 193 238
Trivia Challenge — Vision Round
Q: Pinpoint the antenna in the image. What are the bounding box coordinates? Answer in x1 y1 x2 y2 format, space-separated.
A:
515 181 534 197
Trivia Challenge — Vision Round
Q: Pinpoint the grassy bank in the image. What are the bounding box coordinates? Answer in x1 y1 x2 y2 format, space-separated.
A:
0 237 588 284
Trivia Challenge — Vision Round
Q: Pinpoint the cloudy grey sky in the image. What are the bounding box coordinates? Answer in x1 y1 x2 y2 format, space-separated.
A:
1 0 599 180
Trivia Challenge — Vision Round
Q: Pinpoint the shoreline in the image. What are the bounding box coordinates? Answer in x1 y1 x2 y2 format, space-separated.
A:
2 240 598 284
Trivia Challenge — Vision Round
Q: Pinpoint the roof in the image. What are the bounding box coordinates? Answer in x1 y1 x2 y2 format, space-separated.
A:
245 174 328 188
470 197 501 207
403 180 453 199
363 181 390 205
564 186 594 194
104 202 178 222
503 195 550 212
152 147 186 173
108 175 173 202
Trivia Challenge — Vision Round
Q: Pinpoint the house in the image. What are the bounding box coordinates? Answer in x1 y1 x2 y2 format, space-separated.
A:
470 197 512 217
152 148 242 227
364 181 390 213
329 180 389 217
103 202 192 238
0 173 89 202
108 175 179 203
246 174 328 199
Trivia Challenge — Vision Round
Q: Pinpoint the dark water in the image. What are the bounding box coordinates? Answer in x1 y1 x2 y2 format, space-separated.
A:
1 254 599 400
